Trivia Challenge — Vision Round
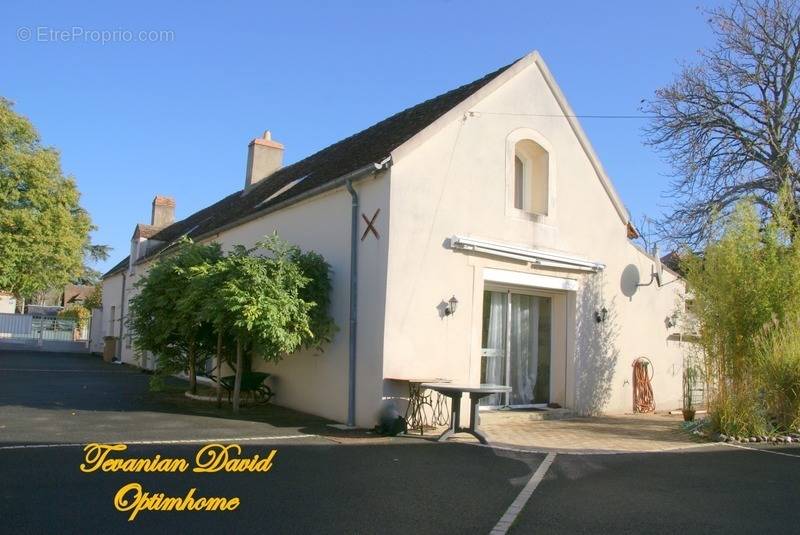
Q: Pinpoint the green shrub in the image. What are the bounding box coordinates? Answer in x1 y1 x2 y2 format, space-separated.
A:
755 315 800 432
57 304 90 329
683 193 800 436
83 285 102 310
684 202 800 384
709 386 769 437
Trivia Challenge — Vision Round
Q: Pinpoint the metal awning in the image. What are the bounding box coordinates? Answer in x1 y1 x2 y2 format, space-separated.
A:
449 235 605 272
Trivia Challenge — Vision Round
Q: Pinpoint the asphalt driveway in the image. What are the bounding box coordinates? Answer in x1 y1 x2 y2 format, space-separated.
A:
2 349 800 534
511 445 800 534
0 350 541 533
0 349 335 446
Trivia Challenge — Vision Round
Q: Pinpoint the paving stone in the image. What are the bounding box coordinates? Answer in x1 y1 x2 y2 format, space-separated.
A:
426 412 701 453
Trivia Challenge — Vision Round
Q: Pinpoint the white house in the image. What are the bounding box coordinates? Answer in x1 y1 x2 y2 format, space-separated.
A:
0 292 16 314
102 52 687 428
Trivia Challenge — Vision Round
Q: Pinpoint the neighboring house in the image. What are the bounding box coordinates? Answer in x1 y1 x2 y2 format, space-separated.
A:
0 292 16 314
102 52 687 427
30 288 62 308
62 284 94 307
25 305 61 317
8 285 94 316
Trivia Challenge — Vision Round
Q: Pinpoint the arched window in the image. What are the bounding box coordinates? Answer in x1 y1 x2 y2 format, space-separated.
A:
513 139 549 215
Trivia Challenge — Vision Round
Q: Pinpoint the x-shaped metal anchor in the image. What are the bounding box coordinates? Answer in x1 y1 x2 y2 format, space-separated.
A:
361 208 380 241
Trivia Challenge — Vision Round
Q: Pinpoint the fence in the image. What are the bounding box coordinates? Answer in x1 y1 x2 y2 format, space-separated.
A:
0 313 87 343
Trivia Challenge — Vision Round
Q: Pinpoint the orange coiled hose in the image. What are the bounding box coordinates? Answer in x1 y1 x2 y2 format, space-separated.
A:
633 358 655 413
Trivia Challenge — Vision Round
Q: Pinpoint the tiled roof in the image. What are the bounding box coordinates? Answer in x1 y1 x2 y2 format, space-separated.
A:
102 59 515 279
133 224 162 240
104 257 129 277
63 284 93 304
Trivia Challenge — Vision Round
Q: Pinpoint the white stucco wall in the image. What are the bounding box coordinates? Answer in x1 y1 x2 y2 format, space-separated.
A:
104 173 390 427
102 53 688 424
208 176 390 427
101 273 122 346
102 266 149 366
381 56 687 414
88 308 104 354
0 294 16 314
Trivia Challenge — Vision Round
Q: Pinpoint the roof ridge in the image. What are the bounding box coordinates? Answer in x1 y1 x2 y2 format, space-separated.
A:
103 57 518 279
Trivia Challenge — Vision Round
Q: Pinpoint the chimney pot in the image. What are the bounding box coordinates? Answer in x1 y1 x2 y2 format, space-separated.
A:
245 130 284 192
151 195 176 227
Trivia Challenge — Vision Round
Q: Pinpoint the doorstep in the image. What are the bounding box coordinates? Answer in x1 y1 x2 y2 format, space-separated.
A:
480 407 576 422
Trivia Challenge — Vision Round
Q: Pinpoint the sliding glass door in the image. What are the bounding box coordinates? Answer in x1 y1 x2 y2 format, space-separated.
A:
480 289 552 407
481 291 508 406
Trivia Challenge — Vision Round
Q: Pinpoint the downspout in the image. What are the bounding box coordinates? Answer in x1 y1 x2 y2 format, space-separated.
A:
344 156 391 427
345 178 359 428
117 271 127 361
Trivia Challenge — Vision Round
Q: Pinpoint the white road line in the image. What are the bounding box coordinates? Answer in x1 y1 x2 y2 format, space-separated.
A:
721 441 800 458
0 368 136 373
490 452 556 535
0 434 317 451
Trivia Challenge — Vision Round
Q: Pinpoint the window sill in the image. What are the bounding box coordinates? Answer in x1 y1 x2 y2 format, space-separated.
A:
507 208 552 224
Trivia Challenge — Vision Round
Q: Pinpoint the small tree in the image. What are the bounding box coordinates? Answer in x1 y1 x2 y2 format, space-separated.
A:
206 235 334 413
291 248 337 351
184 250 236 407
82 284 102 310
128 240 223 393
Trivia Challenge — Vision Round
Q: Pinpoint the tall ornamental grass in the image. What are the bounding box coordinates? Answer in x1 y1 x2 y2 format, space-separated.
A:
684 195 800 436
755 314 800 432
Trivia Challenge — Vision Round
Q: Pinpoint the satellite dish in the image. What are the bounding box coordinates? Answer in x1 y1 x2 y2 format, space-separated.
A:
652 245 663 287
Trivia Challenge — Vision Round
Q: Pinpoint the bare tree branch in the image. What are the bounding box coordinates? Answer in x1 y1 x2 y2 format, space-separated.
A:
643 0 800 246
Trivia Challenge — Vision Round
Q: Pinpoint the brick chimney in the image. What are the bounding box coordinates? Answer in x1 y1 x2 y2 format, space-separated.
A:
244 131 284 191
151 195 175 228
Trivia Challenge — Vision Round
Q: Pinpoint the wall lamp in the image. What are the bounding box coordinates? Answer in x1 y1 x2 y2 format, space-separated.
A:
444 295 459 316
594 307 608 323
665 313 678 328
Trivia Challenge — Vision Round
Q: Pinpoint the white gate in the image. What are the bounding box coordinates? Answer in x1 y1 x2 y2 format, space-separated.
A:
0 313 89 352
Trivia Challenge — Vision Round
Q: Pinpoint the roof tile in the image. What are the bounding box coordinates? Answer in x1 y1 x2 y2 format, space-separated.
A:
103 59 514 278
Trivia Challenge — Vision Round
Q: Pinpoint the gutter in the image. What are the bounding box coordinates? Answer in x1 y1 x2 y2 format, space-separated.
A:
117 271 127 360
344 156 391 428
185 162 389 249
207 155 392 428
102 161 395 280
345 179 359 428
103 156 392 427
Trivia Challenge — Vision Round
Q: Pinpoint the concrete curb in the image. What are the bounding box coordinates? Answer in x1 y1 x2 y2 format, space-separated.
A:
183 391 227 403
461 439 720 456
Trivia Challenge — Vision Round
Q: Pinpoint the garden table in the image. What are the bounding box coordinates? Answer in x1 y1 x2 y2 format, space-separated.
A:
420 383 512 445
385 377 451 434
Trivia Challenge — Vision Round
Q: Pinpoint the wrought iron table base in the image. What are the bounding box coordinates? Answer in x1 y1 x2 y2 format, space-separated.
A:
405 382 450 434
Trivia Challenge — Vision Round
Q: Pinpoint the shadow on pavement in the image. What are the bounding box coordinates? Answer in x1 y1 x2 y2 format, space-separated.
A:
0 350 377 443
0 440 543 534
511 445 800 534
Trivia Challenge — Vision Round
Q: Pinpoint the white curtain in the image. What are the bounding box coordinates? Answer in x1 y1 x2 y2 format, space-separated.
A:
482 291 549 407
481 291 506 406
510 294 540 406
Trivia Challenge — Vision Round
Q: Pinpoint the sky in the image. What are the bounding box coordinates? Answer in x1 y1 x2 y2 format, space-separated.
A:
2 0 728 274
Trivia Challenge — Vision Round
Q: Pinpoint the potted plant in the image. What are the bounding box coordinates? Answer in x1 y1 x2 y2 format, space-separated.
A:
682 366 697 421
